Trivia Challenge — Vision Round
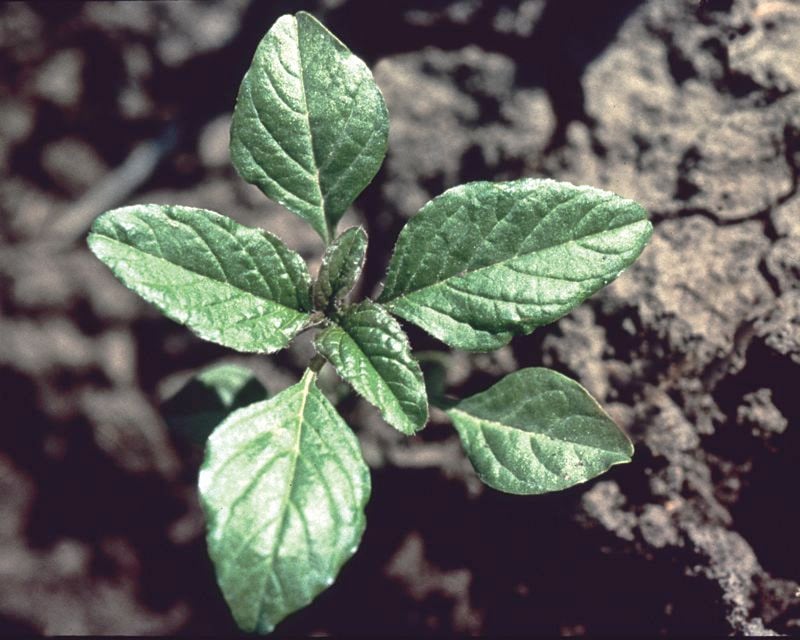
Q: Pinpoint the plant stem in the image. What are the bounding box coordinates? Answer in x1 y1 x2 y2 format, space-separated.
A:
309 353 327 373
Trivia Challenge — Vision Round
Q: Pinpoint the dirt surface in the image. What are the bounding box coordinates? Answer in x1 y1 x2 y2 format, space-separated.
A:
1 0 799 635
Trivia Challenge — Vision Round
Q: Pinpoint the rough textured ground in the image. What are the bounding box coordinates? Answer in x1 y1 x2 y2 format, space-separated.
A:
0 0 798 635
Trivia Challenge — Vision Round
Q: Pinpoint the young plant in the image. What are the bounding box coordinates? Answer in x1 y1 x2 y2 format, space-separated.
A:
87 12 652 634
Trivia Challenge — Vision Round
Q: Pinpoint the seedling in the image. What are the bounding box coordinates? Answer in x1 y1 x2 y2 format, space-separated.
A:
88 12 652 634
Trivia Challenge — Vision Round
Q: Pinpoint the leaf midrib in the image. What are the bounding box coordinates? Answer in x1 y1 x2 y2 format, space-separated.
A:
294 14 327 241
265 371 314 586
91 233 307 315
315 229 363 304
382 215 649 303
327 231 361 288
447 406 629 456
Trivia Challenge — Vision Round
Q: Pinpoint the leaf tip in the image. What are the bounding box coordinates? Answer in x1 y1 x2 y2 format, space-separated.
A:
621 436 635 461
254 618 275 635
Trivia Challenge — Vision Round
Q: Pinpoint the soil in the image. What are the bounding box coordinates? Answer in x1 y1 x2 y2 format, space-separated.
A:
1 0 798 635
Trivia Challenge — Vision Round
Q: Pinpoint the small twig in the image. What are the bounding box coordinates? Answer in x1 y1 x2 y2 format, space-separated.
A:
46 124 178 247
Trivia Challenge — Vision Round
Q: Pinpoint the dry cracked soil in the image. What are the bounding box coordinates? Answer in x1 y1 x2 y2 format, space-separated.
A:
0 0 798 635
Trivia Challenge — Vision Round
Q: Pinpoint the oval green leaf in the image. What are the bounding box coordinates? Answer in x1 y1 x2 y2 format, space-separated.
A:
315 301 428 435
199 369 371 633
162 363 269 445
312 226 368 311
378 179 653 351
230 11 389 242
446 368 633 494
88 204 312 354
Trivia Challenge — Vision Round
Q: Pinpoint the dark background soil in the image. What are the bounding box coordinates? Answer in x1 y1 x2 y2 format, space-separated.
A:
1 0 799 635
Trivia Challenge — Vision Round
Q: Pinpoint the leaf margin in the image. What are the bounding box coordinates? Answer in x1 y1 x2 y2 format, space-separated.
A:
229 10 390 243
198 368 372 633
446 367 634 495
87 203 313 354
378 178 653 351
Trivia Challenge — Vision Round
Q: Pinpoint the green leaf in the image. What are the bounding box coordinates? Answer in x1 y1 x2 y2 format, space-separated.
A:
199 369 371 633
162 363 269 445
315 301 428 435
312 226 368 311
230 11 389 243
446 368 633 494
88 204 313 354
378 179 652 351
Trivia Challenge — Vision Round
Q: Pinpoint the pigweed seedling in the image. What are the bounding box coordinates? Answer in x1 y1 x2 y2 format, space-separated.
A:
88 12 652 634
